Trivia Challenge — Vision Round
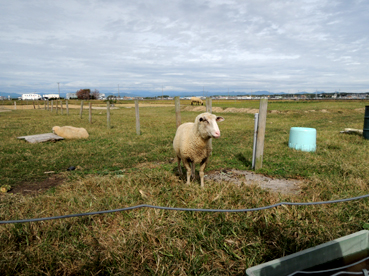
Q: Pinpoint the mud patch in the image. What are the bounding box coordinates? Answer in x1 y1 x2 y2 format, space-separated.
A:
205 169 301 195
10 175 65 196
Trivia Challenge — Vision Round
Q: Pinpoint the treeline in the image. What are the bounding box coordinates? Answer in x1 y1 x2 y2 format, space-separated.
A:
76 89 100 100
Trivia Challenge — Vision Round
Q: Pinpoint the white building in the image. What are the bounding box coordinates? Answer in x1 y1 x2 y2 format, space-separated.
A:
43 94 60 100
21 93 42 100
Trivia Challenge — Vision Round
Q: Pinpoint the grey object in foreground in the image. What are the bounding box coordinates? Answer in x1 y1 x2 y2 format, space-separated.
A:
17 133 64 143
246 230 369 276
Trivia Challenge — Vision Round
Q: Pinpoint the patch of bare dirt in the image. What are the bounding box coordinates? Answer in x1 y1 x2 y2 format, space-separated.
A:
0 107 12 112
181 106 282 114
205 169 302 195
137 160 302 194
9 174 65 196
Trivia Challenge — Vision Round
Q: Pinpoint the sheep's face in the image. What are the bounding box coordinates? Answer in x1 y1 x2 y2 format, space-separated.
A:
196 113 224 139
52 126 60 134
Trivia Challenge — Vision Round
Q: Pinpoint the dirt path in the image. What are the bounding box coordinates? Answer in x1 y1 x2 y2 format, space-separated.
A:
206 169 301 195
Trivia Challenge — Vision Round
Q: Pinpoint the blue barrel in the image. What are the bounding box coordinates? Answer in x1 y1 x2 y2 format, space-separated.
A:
289 127 317 152
364 106 369 140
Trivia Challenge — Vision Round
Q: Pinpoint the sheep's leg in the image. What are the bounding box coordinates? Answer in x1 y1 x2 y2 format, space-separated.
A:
182 159 192 185
199 158 208 188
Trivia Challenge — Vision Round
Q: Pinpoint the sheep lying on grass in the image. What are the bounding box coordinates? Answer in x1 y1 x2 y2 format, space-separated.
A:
52 126 89 139
190 97 203 105
173 112 224 187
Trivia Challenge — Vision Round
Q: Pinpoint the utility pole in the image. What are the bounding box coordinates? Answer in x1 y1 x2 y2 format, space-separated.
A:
57 82 60 98
118 84 120 99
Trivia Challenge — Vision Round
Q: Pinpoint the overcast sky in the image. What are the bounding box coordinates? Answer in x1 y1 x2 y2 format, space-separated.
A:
0 0 368 96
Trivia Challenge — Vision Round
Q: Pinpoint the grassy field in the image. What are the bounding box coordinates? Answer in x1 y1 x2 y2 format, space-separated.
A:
0 99 369 275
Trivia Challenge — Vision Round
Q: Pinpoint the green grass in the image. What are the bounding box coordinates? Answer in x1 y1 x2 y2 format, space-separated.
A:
0 100 369 275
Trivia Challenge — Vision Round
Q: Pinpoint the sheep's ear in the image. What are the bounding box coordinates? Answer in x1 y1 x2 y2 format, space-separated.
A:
216 116 224 122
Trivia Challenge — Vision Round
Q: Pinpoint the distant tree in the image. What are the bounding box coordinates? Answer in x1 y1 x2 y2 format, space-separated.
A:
76 89 91 100
106 95 117 105
91 89 100 100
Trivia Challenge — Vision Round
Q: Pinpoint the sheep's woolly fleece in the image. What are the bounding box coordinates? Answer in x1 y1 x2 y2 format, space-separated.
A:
52 126 89 139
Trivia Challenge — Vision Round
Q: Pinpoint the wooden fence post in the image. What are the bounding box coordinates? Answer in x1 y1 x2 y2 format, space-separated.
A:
14 101 16 110
107 101 110 129
56 101 59 114
33 101 35 109
51 100 53 112
66 100 69 115
80 101 83 119
206 97 213 149
135 99 140 135
206 97 212 113
89 102 92 124
175 96 181 128
255 98 268 170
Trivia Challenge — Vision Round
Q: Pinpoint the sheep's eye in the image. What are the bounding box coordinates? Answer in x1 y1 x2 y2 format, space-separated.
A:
200 118 209 123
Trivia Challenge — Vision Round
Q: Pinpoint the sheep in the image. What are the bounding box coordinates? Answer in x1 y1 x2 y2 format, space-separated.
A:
190 97 203 105
173 112 224 187
52 126 89 139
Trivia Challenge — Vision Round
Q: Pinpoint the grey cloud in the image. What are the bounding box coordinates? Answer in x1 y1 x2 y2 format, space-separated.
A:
0 0 368 95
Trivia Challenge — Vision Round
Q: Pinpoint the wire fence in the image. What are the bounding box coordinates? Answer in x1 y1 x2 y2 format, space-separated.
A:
1 193 369 224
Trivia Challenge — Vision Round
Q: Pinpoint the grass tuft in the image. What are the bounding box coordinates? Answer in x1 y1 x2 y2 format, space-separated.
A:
1 99 369 275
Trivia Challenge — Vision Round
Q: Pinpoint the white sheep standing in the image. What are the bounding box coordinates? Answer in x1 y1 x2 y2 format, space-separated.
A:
173 112 224 187
52 126 89 139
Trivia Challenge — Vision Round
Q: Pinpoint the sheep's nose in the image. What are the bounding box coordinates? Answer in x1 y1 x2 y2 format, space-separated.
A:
213 131 221 138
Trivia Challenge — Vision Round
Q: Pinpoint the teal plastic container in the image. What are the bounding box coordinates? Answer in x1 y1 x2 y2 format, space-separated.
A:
288 127 316 152
364 106 369 140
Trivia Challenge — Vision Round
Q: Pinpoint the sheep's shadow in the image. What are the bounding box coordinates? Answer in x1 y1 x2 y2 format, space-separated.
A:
171 164 201 182
235 153 252 167
171 153 252 182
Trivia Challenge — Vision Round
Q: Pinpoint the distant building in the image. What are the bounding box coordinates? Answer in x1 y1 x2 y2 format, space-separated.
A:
21 93 42 100
43 94 60 100
66 93 78 100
